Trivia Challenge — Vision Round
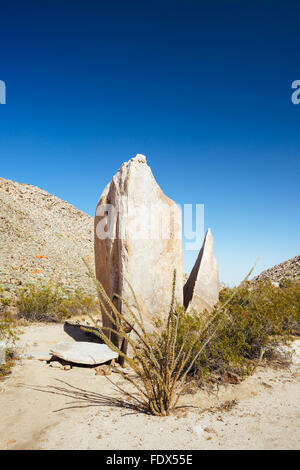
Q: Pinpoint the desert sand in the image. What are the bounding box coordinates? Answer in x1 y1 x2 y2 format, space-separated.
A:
0 323 299 450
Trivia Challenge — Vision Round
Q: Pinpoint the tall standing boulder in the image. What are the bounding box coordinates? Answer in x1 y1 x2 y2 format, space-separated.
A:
94 154 183 345
183 229 219 313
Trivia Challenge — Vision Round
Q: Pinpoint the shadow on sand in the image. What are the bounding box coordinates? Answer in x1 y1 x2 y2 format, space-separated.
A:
63 322 104 344
17 378 200 417
18 378 143 415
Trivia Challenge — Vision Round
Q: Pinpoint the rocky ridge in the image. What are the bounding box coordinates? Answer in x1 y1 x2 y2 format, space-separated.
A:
0 177 95 294
254 255 300 283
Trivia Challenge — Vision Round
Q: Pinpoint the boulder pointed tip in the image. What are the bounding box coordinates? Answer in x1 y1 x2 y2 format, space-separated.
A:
131 154 147 164
184 227 219 312
206 228 213 239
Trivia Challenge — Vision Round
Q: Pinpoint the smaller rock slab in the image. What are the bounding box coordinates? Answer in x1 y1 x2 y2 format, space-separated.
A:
28 351 52 361
50 342 118 365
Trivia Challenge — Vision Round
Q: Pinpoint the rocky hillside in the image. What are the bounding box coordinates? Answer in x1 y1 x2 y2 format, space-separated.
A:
0 177 96 294
254 255 300 283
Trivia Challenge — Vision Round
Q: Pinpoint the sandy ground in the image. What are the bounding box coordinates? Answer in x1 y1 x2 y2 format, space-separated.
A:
0 323 299 450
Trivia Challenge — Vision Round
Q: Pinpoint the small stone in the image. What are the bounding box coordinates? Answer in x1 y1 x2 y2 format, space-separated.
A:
15 353 32 359
191 424 204 435
204 427 215 433
222 371 240 384
49 361 62 369
0 339 15 349
261 382 272 389
29 352 52 361
95 365 111 376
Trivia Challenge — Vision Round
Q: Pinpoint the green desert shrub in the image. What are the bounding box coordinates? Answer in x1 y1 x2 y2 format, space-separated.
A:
82 256 299 415
16 281 99 322
0 288 18 377
82 259 232 416
172 278 300 381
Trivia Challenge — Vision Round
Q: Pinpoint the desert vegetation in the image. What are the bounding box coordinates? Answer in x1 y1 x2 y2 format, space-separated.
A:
15 281 99 322
81 259 300 416
172 278 300 383
1 267 299 408
0 288 18 343
82 265 203 416
0 288 19 377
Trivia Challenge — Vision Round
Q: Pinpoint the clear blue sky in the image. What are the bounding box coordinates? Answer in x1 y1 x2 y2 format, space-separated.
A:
0 1 299 285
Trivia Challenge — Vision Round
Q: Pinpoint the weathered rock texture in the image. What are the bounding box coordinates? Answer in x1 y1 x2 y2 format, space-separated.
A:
183 229 219 313
253 255 300 283
94 154 183 342
0 177 95 295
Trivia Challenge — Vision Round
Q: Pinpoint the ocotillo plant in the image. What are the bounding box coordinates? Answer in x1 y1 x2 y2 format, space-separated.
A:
81 258 250 416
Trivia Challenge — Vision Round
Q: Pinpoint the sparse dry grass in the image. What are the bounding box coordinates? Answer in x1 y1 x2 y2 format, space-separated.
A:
15 281 99 322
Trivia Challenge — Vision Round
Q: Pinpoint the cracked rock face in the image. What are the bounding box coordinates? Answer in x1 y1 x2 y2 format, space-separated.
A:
94 154 183 340
183 229 219 313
